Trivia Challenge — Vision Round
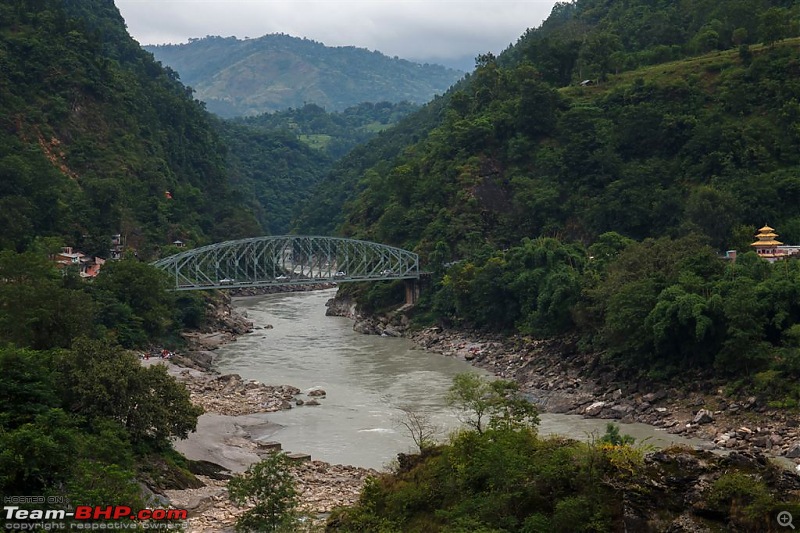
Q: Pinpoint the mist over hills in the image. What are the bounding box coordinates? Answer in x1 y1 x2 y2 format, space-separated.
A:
145 34 465 117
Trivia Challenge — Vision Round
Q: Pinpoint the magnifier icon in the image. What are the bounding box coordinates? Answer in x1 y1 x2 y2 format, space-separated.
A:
778 511 795 529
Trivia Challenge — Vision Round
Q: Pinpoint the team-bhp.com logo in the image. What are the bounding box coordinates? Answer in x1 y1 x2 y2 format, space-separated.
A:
3 502 188 530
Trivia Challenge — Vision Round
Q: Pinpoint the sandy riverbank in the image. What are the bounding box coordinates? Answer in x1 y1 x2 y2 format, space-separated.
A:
144 358 377 532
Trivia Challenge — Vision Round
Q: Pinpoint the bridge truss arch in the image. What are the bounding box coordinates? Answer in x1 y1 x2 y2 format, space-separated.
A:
151 235 420 291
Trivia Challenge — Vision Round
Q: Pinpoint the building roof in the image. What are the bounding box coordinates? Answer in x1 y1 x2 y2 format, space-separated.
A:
752 224 783 247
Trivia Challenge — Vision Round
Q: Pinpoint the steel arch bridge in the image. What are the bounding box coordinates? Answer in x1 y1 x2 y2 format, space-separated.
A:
151 235 420 291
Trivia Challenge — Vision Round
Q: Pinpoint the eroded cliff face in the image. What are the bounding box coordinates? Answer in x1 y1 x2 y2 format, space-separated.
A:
623 447 800 532
325 292 413 337
175 292 254 370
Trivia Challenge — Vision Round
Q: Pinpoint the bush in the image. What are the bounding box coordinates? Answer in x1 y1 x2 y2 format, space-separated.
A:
228 453 300 533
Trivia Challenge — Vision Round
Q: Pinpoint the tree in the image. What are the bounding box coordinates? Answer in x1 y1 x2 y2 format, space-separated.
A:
759 7 791 46
58 338 202 447
598 423 635 446
227 453 300 533
394 405 441 453
91 259 176 344
0 250 94 349
446 373 539 434
578 32 622 81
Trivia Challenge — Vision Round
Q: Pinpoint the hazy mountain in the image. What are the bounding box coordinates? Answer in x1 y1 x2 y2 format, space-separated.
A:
144 34 465 117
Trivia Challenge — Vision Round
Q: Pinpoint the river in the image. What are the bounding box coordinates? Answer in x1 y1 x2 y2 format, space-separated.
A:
212 289 706 470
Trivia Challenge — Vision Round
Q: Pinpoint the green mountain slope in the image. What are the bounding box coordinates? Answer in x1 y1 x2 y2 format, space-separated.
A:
144 35 464 117
217 101 420 234
235 101 419 159
214 118 333 235
0 0 262 256
312 0 800 256
304 0 800 395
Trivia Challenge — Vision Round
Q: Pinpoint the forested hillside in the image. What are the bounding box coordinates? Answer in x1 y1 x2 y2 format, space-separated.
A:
2 0 799 524
217 101 419 234
0 0 239 506
0 0 273 257
145 35 464 117
327 0 800 253
234 101 419 159
215 118 333 235
312 0 800 400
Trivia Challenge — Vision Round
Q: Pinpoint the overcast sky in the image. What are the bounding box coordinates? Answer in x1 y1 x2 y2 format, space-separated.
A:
115 1 558 71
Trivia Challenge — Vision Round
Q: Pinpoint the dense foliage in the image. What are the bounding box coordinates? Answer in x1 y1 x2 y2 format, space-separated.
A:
294 95 454 235
318 1 800 400
145 34 463 117
234 101 419 159
509 0 800 84
341 42 800 254
328 429 799 532
302 0 800 250
215 102 419 235
0 338 202 504
0 0 261 256
215 119 333 235
0 249 205 505
426 235 800 403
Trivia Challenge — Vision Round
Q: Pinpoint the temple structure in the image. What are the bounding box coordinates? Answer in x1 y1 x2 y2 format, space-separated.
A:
751 225 800 262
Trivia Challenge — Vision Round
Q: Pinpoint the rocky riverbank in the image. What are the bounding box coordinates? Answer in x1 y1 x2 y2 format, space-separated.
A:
408 326 800 466
326 294 800 463
147 289 377 532
147 359 377 532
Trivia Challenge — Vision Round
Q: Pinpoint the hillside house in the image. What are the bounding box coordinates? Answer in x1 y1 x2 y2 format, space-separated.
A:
52 247 107 278
110 234 124 259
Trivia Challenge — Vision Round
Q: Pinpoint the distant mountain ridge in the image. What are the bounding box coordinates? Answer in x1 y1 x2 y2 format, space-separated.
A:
144 34 465 117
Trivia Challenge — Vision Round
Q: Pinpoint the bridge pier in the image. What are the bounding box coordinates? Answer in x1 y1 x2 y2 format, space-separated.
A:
404 279 420 305
403 272 430 305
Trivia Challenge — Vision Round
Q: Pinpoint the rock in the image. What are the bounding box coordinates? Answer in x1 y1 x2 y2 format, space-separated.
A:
382 327 402 337
286 452 311 462
609 404 633 418
584 401 606 416
305 399 321 406
643 390 667 403
184 493 222 516
353 320 379 335
785 443 800 458
692 409 714 425
307 388 327 397
295 399 304 406
186 351 214 369
256 441 281 452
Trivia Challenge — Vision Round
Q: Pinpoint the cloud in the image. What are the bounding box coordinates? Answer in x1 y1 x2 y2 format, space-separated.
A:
116 0 556 65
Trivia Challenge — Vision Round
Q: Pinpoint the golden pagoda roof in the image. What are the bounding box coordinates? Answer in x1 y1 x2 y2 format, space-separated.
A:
751 240 783 247
758 225 775 232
